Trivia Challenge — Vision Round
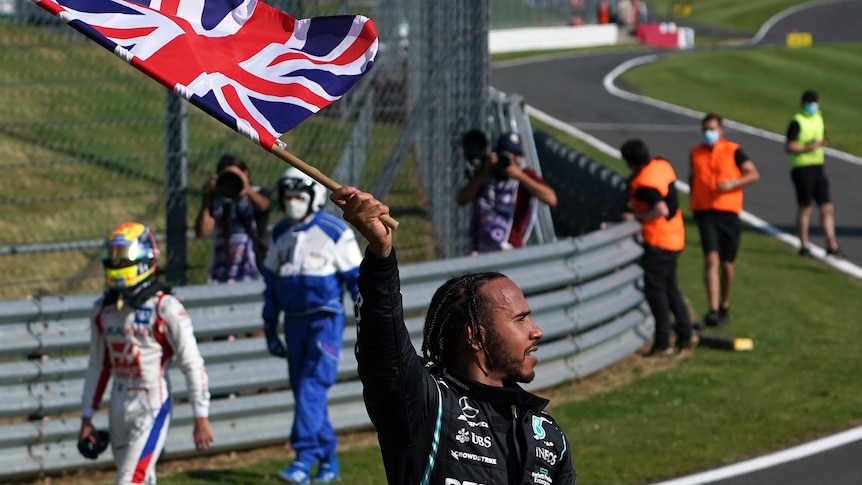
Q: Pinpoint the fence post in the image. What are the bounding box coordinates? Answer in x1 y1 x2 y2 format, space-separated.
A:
165 92 188 286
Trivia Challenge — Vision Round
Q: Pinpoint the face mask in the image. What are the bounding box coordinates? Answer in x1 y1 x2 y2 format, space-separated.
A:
284 193 311 220
702 129 720 146
803 102 819 116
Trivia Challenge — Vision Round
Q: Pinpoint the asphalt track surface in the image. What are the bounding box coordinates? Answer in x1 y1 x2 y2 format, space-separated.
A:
491 1 862 483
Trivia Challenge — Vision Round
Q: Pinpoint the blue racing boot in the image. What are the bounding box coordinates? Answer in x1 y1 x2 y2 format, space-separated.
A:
278 461 310 485
312 459 340 483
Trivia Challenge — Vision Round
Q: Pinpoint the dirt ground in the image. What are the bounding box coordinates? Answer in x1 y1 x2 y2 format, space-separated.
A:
16 343 683 485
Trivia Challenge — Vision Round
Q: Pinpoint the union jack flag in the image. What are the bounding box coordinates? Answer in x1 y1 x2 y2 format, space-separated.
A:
33 0 378 149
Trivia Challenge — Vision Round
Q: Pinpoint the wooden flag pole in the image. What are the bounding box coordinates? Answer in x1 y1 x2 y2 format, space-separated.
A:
269 142 400 230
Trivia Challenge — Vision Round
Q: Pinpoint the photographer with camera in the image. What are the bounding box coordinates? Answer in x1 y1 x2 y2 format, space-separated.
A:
195 154 272 283
457 131 557 254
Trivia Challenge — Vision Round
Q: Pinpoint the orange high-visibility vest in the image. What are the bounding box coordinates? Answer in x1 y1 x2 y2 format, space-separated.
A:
630 158 685 251
689 138 743 214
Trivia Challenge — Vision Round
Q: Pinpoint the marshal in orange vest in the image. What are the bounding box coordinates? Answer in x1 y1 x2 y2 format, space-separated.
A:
689 138 744 214
629 158 685 251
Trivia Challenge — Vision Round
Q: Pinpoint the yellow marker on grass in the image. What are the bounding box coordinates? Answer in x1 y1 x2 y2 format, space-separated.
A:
787 32 813 48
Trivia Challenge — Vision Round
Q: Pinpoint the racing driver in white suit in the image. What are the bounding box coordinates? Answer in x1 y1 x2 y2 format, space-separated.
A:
80 222 213 484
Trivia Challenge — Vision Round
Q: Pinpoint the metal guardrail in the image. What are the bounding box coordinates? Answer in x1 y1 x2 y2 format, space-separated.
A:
0 221 651 479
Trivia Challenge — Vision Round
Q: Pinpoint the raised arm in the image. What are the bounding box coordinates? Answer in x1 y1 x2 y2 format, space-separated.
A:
511 166 558 207
331 186 392 257
245 184 271 214
330 186 437 462
456 152 497 206
194 174 218 239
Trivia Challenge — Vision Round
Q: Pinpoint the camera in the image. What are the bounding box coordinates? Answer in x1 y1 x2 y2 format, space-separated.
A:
215 169 244 199
496 151 512 169
461 129 489 179
461 130 522 179
491 150 514 178
462 129 489 162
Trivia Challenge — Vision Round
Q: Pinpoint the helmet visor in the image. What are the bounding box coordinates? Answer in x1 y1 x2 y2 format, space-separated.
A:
280 177 315 192
104 263 156 290
102 240 155 268
105 265 141 289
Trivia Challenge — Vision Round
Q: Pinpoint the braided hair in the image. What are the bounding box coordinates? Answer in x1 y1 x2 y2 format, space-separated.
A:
422 271 506 373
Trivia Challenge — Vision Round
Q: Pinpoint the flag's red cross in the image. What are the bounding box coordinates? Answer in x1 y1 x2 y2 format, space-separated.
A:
36 0 377 148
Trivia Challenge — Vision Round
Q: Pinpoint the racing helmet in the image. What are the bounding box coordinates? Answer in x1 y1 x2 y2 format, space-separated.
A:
277 167 327 216
101 222 159 292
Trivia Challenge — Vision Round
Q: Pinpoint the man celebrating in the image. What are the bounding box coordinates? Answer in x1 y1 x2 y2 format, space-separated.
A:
330 185 576 484
689 113 760 327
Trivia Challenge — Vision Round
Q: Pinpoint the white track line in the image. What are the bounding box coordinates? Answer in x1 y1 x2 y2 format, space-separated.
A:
649 426 862 485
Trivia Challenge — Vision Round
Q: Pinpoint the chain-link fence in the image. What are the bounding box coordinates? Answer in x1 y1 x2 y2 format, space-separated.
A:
0 0 623 300
0 0 497 299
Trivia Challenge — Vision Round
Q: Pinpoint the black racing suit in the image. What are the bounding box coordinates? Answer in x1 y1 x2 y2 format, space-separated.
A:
355 249 576 485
